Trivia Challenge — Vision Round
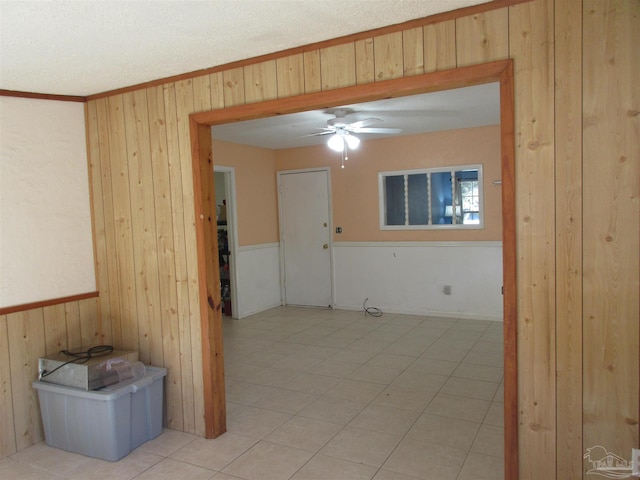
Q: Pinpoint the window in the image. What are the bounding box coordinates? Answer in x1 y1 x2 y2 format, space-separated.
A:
379 165 483 230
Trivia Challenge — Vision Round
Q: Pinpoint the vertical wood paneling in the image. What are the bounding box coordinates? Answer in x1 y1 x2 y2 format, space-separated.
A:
86 101 112 345
403 27 424 76
0 314 16 458
78 297 100 347
123 89 164 366
457 9 509 67
320 43 356 90
43 304 68 354
174 79 203 435
7 310 46 450
355 38 375 84
96 98 120 346
209 72 225 110
192 74 212 113
244 60 278 104
147 84 184 430
583 0 639 472
223 67 245 107
303 50 321 93
163 81 195 433
276 54 305 97
374 32 404 81
508 1 556 478
65 297 82 350
554 1 583 478
106 95 139 353
423 20 457 72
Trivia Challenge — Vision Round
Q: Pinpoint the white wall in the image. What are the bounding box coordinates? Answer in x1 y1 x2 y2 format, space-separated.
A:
0 96 95 307
333 241 503 321
234 243 281 318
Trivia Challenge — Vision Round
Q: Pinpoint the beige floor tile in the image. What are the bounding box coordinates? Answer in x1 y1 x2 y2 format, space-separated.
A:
252 388 318 414
134 458 216 480
372 384 436 412
392 370 448 392
440 376 499 401
471 424 505 458
483 401 505 427
66 449 164 480
225 381 278 405
463 350 503 367
226 406 291 438
457 452 505 480
10 443 98 477
425 393 490 423
170 433 257 471
284 372 341 394
222 441 313 480
453 362 504 382
373 469 426 480
136 428 198 456
349 404 420 436
291 454 377 479
367 353 416 370
406 413 481 451
382 438 466 480
0 457 66 480
310 359 360 378
349 364 404 384
326 378 387 403
298 395 367 425
266 416 342 452
321 426 401 467
407 357 459 376
331 349 376 364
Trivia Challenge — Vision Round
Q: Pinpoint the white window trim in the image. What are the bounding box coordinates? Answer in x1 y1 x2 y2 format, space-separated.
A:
378 164 484 230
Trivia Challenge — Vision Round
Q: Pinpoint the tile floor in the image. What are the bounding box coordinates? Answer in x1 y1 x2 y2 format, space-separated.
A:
1 306 505 480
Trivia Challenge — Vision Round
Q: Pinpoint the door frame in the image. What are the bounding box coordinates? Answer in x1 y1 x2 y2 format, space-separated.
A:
277 167 334 307
213 166 239 319
190 59 517 478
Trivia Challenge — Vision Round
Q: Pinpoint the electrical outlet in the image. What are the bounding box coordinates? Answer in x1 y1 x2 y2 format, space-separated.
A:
443 285 452 295
632 448 640 476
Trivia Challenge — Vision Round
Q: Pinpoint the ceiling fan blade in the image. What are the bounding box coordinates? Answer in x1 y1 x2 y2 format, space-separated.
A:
351 127 402 134
348 117 382 129
297 130 335 138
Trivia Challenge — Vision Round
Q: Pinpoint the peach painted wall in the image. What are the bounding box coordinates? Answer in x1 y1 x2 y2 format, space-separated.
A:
211 140 279 246
276 125 502 242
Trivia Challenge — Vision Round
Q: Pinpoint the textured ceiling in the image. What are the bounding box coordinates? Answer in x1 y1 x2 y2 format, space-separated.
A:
0 0 489 97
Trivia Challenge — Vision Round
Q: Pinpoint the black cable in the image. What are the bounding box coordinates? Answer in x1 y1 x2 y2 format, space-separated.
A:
40 345 114 378
363 298 383 317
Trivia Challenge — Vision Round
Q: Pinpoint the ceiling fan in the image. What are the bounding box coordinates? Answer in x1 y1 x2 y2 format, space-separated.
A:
305 109 402 168
307 108 402 138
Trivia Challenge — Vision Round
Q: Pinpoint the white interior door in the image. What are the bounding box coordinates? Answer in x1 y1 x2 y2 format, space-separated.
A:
279 169 332 307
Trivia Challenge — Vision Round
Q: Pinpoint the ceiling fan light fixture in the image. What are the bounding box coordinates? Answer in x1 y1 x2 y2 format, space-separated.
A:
345 133 360 150
327 133 345 152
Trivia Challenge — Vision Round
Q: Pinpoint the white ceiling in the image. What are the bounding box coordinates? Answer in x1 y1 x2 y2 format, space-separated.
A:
0 0 490 97
1 0 498 148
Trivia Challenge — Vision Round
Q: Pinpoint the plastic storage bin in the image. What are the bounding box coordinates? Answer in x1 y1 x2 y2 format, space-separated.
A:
33 366 166 461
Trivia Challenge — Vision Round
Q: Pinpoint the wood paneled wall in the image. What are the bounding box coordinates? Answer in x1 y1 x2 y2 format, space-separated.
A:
0 297 100 458
1 0 632 478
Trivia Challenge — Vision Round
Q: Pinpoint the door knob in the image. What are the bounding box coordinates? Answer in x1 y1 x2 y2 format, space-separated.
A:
323 244 329 249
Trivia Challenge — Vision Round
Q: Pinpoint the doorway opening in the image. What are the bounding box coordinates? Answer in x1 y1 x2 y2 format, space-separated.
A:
213 166 238 319
190 59 517 479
